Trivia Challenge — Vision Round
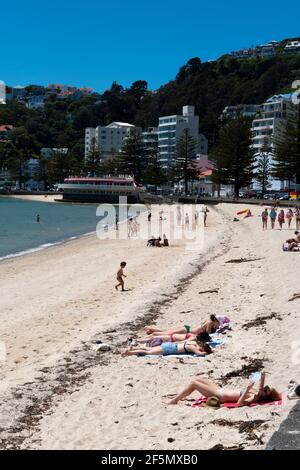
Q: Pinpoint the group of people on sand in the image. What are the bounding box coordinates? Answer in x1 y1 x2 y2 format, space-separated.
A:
283 231 300 251
147 234 169 247
120 313 281 407
121 314 223 358
176 205 209 228
262 206 300 230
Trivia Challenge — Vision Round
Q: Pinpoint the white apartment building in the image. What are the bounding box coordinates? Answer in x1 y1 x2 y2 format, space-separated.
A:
251 93 295 152
158 105 208 167
85 122 135 159
251 93 297 190
142 127 158 151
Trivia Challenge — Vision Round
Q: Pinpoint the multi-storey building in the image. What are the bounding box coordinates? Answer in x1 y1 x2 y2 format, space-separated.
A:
142 127 158 152
251 93 296 152
85 122 135 159
158 105 208 167
251 93 297 190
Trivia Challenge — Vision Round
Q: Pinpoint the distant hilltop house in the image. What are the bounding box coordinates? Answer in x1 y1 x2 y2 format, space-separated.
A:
47 84 93 99
230 39 300 59
284 40 300 54
0 124 13 140
230 40 279 59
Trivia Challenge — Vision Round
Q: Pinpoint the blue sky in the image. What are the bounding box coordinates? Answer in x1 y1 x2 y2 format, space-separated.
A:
1 0 300 93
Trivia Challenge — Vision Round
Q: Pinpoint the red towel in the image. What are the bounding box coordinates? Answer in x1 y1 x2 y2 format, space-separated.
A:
192 394 283 408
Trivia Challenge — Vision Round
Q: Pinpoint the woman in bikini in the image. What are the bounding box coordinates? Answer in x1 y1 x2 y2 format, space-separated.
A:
278 209 285 230
261 208 268 230
121 337 213 357
286 208 293 229
167 371 280 406
136 331 211 347
143 314 220 337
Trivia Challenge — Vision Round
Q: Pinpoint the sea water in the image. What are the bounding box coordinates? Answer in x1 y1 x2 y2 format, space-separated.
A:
0 197 128 260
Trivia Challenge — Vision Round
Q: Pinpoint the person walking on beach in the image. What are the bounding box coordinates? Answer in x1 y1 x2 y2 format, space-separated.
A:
176 205 182 225
269 207 277 229
278 209 285 230
204 206 209 227
262 208 268 230
185 213 190 229
194 209 199 226
128 218 134 238
286 208 293 229
115 262 127 291
148 211 152 222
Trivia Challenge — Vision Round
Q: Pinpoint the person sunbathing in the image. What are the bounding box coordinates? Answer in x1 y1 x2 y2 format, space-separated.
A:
121 337 213 357
167 371 281 406
285 231 300 250
136 331 211 346
144 314 221 336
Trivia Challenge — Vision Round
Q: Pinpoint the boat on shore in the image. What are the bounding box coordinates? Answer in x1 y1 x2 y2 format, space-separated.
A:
57 176 145 203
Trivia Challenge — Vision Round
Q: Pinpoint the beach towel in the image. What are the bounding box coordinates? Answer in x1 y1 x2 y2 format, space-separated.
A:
142 354 208 358
192 394 283 408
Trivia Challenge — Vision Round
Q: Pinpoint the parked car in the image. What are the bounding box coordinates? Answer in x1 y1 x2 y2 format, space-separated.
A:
279 194 291 200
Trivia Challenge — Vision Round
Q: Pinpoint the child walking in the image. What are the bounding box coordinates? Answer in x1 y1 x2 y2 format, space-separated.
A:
115 262 127 291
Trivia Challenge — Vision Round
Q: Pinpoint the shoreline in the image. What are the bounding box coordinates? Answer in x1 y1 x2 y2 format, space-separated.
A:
0 204 299 449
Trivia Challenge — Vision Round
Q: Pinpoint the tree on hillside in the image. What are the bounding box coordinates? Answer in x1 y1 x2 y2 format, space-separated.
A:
4 127 40 188
210 117 255 197
84 137 103 176
171 128 198 195
272 108 300 192
118 128 146 182
47 149 73 184
143 141 167 192
254 139 272 196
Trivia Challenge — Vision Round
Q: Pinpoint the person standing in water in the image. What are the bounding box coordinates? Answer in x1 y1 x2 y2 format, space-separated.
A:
36 214 40 223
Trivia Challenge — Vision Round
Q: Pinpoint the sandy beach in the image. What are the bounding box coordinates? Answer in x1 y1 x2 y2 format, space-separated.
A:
0 203 299 450
9 194 63 203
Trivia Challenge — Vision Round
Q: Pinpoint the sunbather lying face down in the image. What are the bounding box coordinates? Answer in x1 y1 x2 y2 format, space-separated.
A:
167 371 280 406
137 331 211 345
121 339 212 357
144 314 221 336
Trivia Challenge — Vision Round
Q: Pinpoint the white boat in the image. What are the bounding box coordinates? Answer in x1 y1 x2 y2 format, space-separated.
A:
57 176 145 203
